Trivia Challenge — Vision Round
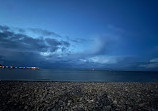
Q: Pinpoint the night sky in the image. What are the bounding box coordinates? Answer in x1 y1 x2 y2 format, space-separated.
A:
0 0 158 70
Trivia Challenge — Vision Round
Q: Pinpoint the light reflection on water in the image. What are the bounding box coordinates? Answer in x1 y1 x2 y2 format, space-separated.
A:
0 69 158 82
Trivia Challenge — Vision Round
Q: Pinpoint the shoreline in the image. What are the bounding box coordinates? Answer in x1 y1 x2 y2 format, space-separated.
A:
0 81 158 110
1 80 158 83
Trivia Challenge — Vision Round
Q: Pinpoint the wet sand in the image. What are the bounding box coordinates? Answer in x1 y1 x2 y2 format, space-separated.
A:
0 81 158 111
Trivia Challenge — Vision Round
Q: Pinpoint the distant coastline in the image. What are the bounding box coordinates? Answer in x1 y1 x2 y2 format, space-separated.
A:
0 64 39 69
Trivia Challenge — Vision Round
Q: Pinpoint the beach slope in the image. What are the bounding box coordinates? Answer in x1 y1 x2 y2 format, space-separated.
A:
0 81 158 111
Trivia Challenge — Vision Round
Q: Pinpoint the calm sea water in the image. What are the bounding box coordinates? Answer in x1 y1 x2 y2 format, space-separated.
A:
0 69 158 82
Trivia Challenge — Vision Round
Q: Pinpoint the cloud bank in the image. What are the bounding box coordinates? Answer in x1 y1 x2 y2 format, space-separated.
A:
140 58 158 69
0 25 70 67
0 25 158 70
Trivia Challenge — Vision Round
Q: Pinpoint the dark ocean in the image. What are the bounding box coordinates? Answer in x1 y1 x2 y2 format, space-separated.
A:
0 69 158 82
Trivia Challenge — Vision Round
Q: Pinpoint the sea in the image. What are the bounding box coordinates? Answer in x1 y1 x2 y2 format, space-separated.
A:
0 69 158 82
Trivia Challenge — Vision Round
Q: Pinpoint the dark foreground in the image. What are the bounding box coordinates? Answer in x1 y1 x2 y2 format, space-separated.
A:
0 81 158 111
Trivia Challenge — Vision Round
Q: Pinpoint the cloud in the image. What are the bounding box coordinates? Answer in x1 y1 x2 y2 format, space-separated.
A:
0 25 9 32
140 58 158 69
79 59 87 63
72 34 120 56
78 56 149 70
88 56 117 64
0 30 48 53
150 58 158 62
0 25 70 66
140 63 158 68
79 56 120 65
28 28 61 37
1 25 155 70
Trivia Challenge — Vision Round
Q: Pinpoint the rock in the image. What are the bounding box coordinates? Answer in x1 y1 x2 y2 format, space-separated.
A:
139 103 146 107
113 100 117 104
104 105 111 110
24 105 28 109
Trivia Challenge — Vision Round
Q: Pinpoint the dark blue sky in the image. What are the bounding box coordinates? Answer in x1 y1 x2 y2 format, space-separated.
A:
0 0 158 70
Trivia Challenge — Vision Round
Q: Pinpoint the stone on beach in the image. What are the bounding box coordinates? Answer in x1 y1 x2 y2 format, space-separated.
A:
0 81 158 111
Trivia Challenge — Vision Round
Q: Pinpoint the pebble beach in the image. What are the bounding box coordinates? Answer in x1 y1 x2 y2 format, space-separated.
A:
0 81 158 111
